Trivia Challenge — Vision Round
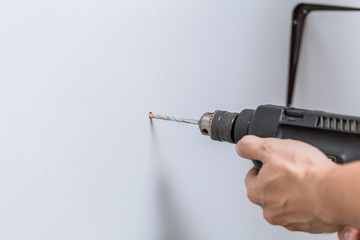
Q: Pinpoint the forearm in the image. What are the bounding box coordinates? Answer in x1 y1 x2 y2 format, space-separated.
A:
319 161 360 228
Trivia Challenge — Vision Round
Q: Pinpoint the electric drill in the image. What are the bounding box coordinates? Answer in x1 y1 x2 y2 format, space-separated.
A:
198 105 360 169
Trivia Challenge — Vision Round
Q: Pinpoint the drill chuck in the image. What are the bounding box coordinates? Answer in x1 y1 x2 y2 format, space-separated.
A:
199 109 255 143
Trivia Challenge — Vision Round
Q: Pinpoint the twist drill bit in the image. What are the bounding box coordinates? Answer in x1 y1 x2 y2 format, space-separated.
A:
149 112 199 125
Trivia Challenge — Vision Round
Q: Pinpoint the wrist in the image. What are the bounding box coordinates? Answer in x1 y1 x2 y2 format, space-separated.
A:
311 163 344 227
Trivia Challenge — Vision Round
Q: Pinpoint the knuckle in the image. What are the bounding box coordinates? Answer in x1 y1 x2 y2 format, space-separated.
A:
262 150 273 161
246 189 257 204
263 211 277 225
261 141 276 158
285 224 300 232
246 187 260 204
262 140 274 151
260 193 271 207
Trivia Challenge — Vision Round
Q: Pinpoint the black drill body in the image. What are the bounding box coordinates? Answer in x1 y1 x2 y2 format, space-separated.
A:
202 105 360 169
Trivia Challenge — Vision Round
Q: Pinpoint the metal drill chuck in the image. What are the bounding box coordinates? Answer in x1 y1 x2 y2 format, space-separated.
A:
149 108 254 144
199 112 214 136
199 110 239 143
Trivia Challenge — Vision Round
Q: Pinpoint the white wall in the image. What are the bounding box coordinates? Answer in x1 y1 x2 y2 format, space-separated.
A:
0 0 359 239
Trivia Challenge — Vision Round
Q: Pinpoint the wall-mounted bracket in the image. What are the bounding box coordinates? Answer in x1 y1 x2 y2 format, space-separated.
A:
287 3 360 107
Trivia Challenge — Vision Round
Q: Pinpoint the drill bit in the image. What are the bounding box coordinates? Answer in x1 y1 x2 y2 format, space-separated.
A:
149 112 199 125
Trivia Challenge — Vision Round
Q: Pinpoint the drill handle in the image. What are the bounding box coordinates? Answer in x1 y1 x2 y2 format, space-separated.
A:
252 160 263 170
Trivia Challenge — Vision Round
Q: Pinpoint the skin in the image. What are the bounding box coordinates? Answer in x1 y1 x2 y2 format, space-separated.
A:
235 135 360 239
338 227 360 240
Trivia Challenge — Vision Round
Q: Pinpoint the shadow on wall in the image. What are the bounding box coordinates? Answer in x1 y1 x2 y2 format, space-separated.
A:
149 120 187 240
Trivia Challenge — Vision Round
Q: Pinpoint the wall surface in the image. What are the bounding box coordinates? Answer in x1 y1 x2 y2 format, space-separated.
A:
0 0 359 239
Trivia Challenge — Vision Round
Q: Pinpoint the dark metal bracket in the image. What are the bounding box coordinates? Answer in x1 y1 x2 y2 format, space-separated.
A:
287 3 360 106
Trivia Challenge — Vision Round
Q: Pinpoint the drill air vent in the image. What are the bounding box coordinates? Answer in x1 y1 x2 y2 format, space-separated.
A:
316 117 360 132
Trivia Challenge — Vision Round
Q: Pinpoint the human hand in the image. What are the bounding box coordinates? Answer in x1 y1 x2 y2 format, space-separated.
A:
338 226 360 240
236 135 341 233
